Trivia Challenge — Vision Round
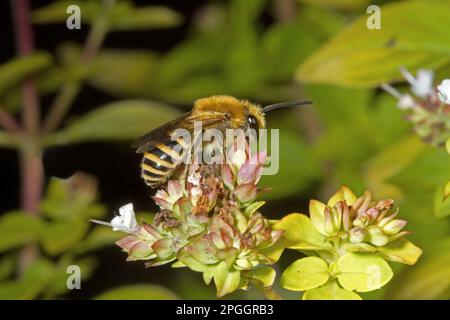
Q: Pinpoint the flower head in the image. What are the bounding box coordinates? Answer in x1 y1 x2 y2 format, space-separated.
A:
382 68 450 147
309 186 410 248
104 141 281 297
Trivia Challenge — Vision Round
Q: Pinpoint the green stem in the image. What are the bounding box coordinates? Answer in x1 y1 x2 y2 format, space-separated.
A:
43 0 116 133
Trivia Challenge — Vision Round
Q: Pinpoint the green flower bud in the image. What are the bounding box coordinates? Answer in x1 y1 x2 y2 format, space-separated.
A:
349 227 366 243
383 219 407 235
367 227 389 247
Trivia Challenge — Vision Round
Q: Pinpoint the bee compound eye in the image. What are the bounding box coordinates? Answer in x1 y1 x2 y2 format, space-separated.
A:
247 115 259 131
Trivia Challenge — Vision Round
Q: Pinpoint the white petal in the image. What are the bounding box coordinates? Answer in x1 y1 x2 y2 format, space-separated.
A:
119 203 134 216
111 216 125 231
400 67 434 97
119 203 138 232
411 69 434 97
437 79 450 104
397 94 417 110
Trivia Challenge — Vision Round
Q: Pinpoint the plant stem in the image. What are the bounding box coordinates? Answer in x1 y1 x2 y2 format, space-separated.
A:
0 106 22 133
11 0 40 135
11 0 43 273
43 0 116 133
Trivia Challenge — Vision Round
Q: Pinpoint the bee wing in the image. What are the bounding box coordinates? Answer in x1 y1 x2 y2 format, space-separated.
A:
132 111 228 153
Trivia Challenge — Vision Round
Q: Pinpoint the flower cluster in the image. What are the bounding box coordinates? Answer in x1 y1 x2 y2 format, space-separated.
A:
310 188 408 250
98 146 282 297
381 68 450 147
276 186 422 300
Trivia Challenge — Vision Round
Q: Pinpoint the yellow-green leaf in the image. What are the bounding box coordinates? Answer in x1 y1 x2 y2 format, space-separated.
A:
384 252 450 299
378 238 422 265
0 52 52 96
214 261 241 297
41 220 89 256
280 257 329 291
0 212 43 253
302 280 362 300
45 100 181 145
33 1 182 30
309 200 327 235
296 0 450 86
327 185 357 207
0 259 54 300
248 266 276 287
273 213 331 250
337 253 393 292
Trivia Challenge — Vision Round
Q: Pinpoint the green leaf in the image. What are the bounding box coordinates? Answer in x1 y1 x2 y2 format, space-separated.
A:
247 266 276 287
297 0 450 86
0 254 16 281
302 280 362 300
87 49 160 97
384 252 450 299
298 0 370 11
0 52 52 96
41 175 104 221
434 181 450 218
43 256 97 298
274 213 332 250
0 259 54 299
41 220 89 256
280 257 329 291
244 201 265 216
337 253 393 292
309 200 327 235
365 135 425 199
0 131 18 148
177 249 208 273
327 185 357 207
378 238 422 265
46 100 182 145
96 284 178 300
0 212 43 252
111 6 183 30
33 1 182 30
73 226 122 254
213 261 241 297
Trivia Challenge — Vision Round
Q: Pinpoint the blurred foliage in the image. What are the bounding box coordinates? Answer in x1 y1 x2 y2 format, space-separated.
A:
0 0 449 299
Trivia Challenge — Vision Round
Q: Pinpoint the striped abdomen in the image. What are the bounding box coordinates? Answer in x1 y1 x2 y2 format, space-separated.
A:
140 141 187 188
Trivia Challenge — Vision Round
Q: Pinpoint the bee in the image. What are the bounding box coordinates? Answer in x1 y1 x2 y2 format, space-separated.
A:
132 95 312 188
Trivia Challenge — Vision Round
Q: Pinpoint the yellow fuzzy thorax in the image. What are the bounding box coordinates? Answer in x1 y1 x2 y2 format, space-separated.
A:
193 95 266 129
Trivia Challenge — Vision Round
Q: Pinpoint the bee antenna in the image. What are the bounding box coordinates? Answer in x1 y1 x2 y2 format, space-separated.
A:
263 100 313 112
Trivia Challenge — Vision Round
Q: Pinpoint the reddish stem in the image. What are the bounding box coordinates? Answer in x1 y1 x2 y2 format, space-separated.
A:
12 0 40 134
11 0 44 273
0 107 21 132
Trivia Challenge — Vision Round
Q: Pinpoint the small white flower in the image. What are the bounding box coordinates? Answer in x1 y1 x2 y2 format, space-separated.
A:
400 67 434 97
437 79 450 104
90 203 138 233
397 94 417 110
380 83 417 110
